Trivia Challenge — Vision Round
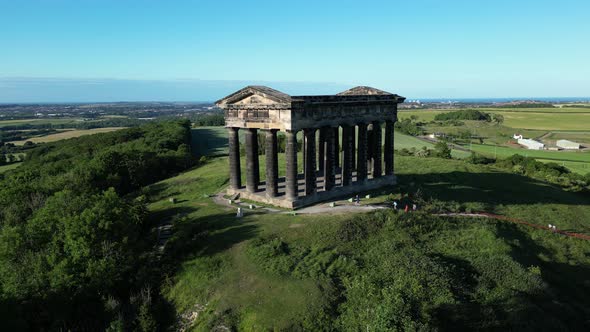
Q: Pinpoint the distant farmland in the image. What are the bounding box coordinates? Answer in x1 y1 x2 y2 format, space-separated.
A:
9 127 125 145
399 107 590 131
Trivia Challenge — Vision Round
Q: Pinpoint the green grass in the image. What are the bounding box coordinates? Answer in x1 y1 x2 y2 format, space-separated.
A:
497 112 590 130
536 159 590 174
422 121 547 145
0 163 21 174
468 143 590 174
149 153 590 330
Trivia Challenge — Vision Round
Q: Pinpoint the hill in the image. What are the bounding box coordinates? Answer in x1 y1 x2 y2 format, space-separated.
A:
0 123 588 330
147 146 590 330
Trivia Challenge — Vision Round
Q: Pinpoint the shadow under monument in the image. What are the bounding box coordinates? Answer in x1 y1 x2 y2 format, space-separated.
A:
396 171 589 206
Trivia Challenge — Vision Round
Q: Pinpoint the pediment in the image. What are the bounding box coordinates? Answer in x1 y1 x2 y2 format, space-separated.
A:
216 85 291 107
337 86 393 96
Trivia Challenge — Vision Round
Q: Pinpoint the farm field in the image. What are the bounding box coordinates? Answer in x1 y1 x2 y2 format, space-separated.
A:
148 149 590 330
399 107 590 131
8 127 125 145
0 118 82 127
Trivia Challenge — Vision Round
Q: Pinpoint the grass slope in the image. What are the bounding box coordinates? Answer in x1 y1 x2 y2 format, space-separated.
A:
0 162 21 174
148 151 590 330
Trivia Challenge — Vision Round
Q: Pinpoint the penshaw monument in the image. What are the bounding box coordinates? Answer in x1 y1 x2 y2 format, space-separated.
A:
216 85 405 208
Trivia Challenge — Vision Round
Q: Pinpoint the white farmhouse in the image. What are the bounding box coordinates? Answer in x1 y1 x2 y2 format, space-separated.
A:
513 134 523 140
556 139 581 150
518 138 545 150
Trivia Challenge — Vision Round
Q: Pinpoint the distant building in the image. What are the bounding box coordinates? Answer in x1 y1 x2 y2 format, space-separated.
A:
518 138 545 150
429 132 446 139
556 139 581 150
513 134 523 140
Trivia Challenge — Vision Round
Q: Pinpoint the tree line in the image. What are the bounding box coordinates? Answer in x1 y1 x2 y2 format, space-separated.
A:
0 120 195 330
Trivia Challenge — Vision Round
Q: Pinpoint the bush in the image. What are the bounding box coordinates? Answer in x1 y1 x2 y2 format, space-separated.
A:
466 152 495 164
395 118 423 136
434 142 452 159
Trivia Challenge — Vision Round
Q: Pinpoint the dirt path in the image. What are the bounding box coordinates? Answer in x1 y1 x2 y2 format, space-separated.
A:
212 193 590 241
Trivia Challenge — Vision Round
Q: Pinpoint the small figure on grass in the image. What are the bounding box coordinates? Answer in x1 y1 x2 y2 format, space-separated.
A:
355 195 360 205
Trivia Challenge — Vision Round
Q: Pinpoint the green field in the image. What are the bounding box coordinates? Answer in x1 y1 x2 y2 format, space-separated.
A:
397 107 590 174
399 108 590 131
8 127 125 145
0 118 82 128
0 162 21 174
468 143 590 173
148 150 590 330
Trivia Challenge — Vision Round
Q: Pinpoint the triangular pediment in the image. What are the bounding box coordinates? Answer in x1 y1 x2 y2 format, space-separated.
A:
337 86 393 96
216 85 291 106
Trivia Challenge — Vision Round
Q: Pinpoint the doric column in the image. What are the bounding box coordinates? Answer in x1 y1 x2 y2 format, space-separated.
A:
351 126 356 173
228 127 241 189
324 126 336 190
356 123 368 181
367 123 374 175
318 127 327 172
342 124 354 186
265 129 279 197
372 121 382 178
304 128 317 196
285 130 298 201
384 120 394 176
252 129 260 186
334 127 340 169
245 128 259 193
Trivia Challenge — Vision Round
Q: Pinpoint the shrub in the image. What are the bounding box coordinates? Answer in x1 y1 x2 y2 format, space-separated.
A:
434 142 452 159
466 152 495 164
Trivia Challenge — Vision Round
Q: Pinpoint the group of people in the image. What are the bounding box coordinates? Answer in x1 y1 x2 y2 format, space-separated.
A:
392 201 417 212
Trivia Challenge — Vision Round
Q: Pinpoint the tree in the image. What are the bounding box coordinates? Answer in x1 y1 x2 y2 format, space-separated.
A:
492 113 504 125
434 142 452 159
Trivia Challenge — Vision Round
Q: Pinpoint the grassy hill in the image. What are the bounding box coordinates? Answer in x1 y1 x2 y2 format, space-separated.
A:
147 144 590 330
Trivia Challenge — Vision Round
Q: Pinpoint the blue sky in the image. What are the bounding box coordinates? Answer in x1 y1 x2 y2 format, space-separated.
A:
1 0 589 102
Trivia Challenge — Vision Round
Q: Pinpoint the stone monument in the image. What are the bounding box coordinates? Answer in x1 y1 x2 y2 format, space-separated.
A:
216 85 405 208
